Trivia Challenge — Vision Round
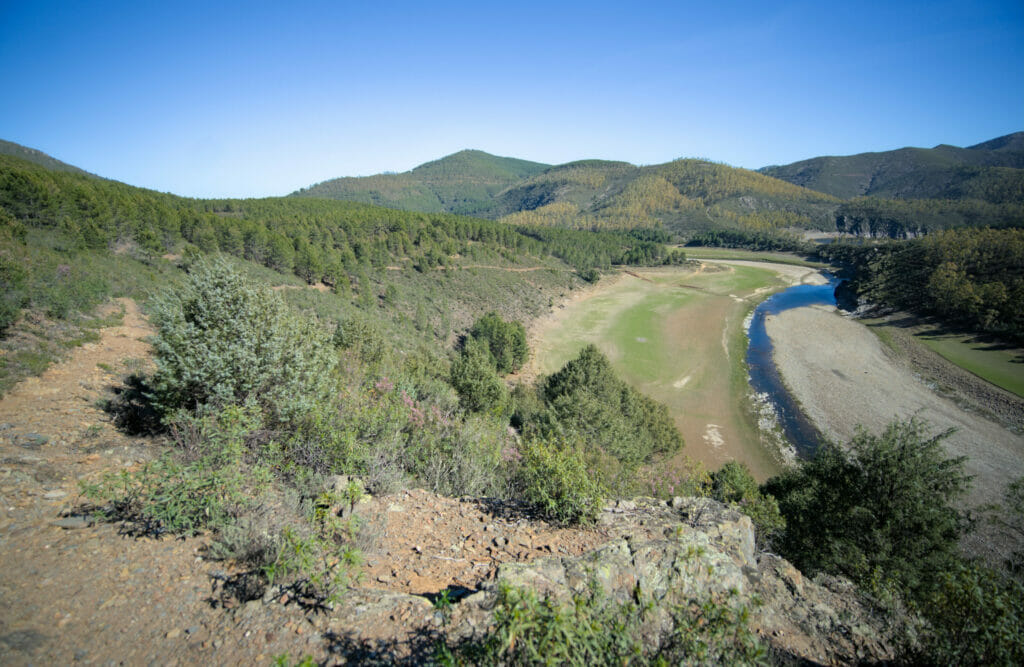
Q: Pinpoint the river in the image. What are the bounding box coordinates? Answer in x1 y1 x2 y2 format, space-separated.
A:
746 275 843 457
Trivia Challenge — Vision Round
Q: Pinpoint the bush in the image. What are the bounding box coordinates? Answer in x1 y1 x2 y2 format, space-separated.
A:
437 582 766 666
710 461 785 546
450 337 508 415
81 405 271 536
914 560 1024 665
539 345 683 471
512 436 605 525
467 311 528 374
0 253 28 334
148 256 337 424
764 418 971 596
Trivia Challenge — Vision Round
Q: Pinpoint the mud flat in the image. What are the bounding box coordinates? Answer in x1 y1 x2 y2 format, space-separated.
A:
766 304 1024 565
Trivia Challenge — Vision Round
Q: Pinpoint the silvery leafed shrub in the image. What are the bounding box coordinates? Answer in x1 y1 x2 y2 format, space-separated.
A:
149 257 336 424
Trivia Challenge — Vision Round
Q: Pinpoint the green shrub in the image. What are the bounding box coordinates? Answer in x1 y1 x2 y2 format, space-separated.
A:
539 345 683 471
0 253 28 334
148 256 336 424
710 461 785 546
764 418 971 597
450 337 508 415
513 436 605 525
467 311 528 374
437 582 766 666
333 313 387 365
81 405 271 536
914 560 1024 665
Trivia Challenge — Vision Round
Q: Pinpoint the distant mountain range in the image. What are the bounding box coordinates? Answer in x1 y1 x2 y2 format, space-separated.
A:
294 133 1024 233
760 132 1024 203
295 151 841 232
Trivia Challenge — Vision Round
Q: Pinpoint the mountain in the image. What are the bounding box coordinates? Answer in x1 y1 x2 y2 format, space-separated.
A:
296 152 841 233
760 132 1024 203
0 139 96 177
293 149 550 216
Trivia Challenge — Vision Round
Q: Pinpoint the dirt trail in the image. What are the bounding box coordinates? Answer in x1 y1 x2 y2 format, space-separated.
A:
0 298 609 665
767 305 1024 566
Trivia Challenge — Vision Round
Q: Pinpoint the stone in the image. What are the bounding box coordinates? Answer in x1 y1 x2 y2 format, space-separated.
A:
43 490 67 499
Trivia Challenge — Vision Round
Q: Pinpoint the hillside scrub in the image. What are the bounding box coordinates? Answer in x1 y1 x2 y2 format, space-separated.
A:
149 256 337 425
764 418 970 597
536 344 683 475
467 311 528 374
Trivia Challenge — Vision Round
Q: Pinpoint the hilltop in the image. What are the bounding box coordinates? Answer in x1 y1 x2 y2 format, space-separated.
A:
293 149 550 216
760 132 1024 203
0 139 97 178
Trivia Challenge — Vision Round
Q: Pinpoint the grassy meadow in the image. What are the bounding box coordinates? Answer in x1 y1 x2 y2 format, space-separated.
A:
914 329 1024 398
526 262 802 480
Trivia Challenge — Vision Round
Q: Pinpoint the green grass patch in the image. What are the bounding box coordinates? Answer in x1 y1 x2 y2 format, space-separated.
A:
915 330 1024 398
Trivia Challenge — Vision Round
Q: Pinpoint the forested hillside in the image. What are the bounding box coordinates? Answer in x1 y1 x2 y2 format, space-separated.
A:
296 151 842 234
293 135 1024 240
820 227 1024 342
293 149 550 216
0 139 96 177
760 132 1024 201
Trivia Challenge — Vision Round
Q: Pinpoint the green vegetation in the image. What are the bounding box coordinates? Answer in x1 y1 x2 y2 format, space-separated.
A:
510 436 605 525
467 311 528 374
761 132 1024 202
834 196 1024 237
295 149 550 217
82 405 271 536
821 227 1024 343
450 336 508 415
708 462 784 545
437 582 766 666
149 257 337 424
765 418 970 597
913 328 1024 397
529 344 683 483
762 417 1024 663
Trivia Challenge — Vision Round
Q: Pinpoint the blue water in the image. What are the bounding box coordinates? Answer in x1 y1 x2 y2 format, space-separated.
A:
746 275 842 457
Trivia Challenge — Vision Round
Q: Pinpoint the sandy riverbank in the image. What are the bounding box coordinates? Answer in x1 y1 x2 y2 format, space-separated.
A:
766 304 1024 565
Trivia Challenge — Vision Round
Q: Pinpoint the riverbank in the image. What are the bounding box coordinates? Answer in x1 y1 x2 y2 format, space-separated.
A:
766 304 1024 567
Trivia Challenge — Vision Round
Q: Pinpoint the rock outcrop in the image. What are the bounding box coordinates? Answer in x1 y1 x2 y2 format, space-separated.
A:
433 497 899 665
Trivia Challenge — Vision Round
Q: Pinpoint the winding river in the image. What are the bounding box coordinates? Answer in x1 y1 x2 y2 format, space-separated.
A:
746 275 843 457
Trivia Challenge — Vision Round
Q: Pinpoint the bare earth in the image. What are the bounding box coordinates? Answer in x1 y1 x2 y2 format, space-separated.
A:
766 304 1024 565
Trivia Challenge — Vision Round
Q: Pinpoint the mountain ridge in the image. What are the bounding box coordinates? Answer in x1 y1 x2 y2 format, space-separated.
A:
760 132 1024 201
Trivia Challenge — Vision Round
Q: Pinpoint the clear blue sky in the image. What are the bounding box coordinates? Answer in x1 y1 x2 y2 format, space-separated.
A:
1 0 1021 198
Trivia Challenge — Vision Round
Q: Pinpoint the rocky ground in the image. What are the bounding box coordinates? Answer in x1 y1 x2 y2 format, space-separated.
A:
0 298 900 665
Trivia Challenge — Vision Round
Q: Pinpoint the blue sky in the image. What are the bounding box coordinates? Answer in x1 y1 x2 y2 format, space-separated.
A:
1 0 1021 198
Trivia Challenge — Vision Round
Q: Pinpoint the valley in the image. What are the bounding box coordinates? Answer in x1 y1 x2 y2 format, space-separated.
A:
524 259 828 480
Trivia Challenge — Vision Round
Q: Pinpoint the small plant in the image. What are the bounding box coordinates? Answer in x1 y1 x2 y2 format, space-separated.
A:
80 405 270 536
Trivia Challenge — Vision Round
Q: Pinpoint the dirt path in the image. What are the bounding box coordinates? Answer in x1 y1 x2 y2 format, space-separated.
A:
766 305 1024 566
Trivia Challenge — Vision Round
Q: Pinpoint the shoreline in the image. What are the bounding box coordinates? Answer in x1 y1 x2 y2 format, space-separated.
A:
766 304 1024 567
